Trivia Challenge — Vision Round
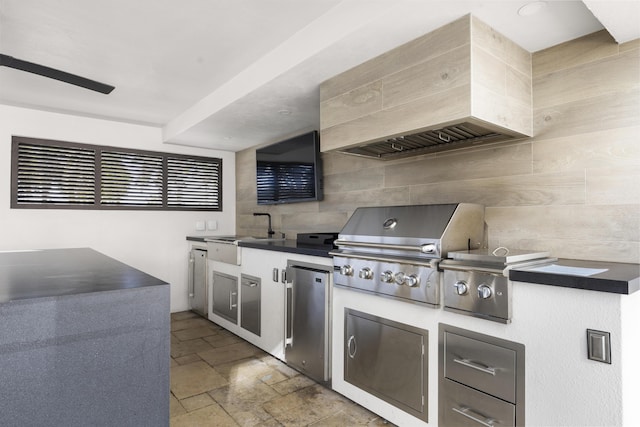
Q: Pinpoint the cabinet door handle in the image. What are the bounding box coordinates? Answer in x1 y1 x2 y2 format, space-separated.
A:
285 286 293 346
245 281 258 287
272 268 279 282
188 255 195 297
229 291 237 309
347 335 357 359
453 358 496 376
452 406 496 427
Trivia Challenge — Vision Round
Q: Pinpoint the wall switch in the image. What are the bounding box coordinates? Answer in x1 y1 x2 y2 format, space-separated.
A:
207 220 218 230
587 329 611 364
195 221 206 231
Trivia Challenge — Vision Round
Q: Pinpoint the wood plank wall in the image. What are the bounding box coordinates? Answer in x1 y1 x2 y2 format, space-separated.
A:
235 30 640 263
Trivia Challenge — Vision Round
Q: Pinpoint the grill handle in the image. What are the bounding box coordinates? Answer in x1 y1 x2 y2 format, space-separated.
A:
335 239 437 254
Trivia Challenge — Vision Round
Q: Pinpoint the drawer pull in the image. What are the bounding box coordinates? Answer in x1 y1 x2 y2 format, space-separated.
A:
453 358 496 376
452 406 496 427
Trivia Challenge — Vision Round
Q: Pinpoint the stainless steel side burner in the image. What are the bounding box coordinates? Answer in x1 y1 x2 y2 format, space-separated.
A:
440 248 556 323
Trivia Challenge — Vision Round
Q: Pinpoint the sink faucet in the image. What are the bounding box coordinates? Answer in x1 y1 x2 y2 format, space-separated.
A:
253 213 274 237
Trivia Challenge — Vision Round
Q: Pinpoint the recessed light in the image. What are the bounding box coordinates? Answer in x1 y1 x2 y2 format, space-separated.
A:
277 109 292 115
518 1 547 16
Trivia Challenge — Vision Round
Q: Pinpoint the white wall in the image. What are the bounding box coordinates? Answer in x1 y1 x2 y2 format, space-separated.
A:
0 104 236 312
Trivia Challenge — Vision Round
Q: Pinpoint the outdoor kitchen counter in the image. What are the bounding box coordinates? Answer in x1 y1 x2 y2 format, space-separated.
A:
186 236 333 257
510 258 640 295
0 248 169 426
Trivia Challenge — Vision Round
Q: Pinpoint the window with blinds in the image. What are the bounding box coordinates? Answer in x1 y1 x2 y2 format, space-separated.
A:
11 136 222 211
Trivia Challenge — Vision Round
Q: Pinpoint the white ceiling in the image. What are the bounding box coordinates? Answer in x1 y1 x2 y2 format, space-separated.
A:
1 0 638 152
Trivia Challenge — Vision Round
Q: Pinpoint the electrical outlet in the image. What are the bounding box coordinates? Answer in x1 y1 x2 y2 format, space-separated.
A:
195 221 206 231
207 220 218 230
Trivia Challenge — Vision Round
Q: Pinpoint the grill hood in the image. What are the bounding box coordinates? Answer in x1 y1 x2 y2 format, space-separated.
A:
336 203 485 260
320 15 533 160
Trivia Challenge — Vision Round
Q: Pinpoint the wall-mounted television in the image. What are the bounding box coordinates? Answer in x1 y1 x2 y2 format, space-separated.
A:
256 130 323 205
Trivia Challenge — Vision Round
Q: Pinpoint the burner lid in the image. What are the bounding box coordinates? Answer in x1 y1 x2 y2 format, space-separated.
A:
448 248 551 265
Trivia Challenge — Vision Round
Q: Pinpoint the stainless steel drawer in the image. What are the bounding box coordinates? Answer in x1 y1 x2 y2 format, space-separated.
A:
442 379 515 427
444 332 517 403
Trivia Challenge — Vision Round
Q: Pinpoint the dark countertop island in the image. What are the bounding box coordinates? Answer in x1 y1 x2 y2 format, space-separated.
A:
0 247 168 302
0 248 170 426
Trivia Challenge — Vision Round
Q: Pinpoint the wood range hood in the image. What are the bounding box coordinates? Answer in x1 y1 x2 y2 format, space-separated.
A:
320 14 533 160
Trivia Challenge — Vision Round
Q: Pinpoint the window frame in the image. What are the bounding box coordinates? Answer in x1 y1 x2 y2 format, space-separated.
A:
10 136 223 211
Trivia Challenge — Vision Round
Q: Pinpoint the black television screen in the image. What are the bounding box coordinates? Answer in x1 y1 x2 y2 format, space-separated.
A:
256 131 323 205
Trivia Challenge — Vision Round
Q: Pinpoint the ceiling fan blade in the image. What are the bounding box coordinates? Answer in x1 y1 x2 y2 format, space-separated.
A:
0 54 114 94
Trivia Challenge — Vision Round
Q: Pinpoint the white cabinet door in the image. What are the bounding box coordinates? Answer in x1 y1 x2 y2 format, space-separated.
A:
241 248 288 360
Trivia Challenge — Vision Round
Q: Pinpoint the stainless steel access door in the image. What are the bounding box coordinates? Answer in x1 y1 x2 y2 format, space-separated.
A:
211 271 238 324
285 264 330 383
189 248 208 317
345 309 428 422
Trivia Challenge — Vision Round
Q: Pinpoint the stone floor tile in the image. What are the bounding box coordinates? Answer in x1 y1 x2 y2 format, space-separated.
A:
171 317 220 332
171 337 213 358
170 393 186 418
228 409 280 427
203 332 244 348
171 360 229 400
259 369 290 385
214 357 274 382
198 341 264 366
342 401 394 426
271 405 326 427
170 403 239 427
209 378 281 424
170 358 179 368
174 353 201 365
180 393 215 412
171 311 200 321
271 374 317 395
262 392 306 419
174 325 220 341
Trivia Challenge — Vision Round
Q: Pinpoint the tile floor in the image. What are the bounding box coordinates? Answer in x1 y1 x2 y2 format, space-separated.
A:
170 311 391 427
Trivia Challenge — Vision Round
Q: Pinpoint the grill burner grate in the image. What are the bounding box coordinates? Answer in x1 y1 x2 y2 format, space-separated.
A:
341 122 507 159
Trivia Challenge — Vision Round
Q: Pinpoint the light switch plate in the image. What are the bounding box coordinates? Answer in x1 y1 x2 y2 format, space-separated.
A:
195 221 206 231
207 220 218 231
587 329 611 364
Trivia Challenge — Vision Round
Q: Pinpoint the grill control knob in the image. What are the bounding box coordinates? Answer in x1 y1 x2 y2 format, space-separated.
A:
394 272 406 285
358 267 373 280
404 274 419 287
420 244 437 254
477 284 492 299
340 265 354 276
380 270 394 283
454 280 468 295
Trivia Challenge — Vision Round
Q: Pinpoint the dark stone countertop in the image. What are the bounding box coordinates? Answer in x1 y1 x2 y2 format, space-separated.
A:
0 248 168 303
510 258 640 295
238 239 333 258
186 235 334 258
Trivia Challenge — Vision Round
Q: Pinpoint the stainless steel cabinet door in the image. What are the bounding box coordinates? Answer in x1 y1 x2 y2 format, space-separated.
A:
241 274 261 336
345 309 428 422
189 249 207 317
285 266 329 383
212 271 238 324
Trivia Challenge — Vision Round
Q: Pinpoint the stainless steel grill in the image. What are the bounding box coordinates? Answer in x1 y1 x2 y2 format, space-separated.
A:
331 203 485 306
